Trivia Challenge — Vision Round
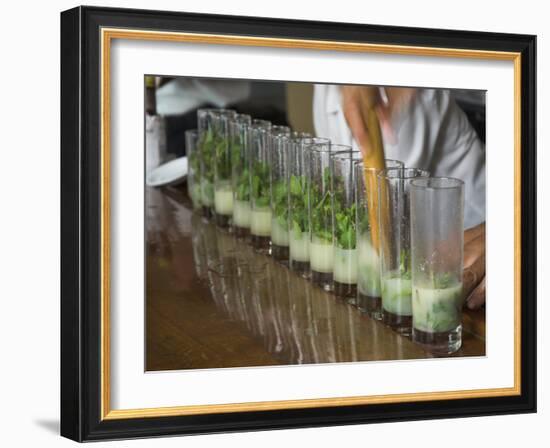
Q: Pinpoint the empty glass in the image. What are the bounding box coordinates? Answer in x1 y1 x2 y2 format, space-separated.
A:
410 177 464 354
378 167 429 335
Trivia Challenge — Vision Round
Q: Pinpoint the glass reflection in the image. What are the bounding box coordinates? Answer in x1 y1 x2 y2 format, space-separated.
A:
188 211 421 366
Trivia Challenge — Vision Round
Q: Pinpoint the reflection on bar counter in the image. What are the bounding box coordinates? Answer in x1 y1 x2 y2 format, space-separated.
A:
184 203 428 366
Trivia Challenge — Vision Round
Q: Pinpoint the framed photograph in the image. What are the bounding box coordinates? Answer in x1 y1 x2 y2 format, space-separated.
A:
61 5 536 442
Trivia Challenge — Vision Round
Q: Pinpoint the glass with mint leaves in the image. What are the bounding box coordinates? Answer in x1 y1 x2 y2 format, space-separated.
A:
231 117 266 239
378 167 429 335
249 120 274 253
308 143 351 291
288 137 329 277
330 149 362 301
410 177 464 354
185 129 201 209
197 108 236 219
213 111 242 228
355 159 403 319
270 130 307 263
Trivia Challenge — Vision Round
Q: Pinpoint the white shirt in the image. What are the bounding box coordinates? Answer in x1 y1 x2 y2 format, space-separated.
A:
313 85 485 229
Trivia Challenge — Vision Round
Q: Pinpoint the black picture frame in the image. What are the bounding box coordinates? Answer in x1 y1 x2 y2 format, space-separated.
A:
61 5 536 442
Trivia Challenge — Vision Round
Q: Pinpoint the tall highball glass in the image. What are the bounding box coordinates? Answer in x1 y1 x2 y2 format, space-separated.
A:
197 108 236 218
378 167 429 335
213 111 243 227
410 177 464 354
229 114 253 237
288 137 330 277
270 131 309 263
330 149 362 300
249 120 273 253
355 159 403 319
308 143 351 291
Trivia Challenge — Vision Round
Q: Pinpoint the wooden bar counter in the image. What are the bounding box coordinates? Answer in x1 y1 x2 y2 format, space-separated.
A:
146 186 485 371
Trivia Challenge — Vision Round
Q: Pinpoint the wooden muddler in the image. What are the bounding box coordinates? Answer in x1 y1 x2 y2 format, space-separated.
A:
359 88 386 254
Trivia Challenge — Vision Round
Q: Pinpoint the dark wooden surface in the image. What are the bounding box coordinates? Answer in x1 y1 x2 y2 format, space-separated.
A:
146 185 485 371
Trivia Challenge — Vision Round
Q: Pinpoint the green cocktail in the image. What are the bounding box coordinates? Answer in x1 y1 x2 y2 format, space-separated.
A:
413 282 463 333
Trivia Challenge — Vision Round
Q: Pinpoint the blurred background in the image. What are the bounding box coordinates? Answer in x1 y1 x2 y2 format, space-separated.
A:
145 75 485 161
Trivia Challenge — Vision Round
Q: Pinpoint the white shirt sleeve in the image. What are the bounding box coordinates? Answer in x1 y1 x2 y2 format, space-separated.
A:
313 85 485 229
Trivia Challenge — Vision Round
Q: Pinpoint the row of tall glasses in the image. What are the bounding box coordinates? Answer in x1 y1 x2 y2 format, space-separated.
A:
185 108 465 354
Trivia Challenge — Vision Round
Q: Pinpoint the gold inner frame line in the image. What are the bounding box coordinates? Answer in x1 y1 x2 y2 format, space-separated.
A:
100 27 522 421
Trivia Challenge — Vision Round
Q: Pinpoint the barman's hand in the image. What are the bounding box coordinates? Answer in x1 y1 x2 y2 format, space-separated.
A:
341 86 380 159
341 86 416 157
463 223 486 310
